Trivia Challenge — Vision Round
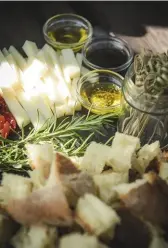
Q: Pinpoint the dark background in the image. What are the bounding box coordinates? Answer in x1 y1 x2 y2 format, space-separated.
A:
0 1 168 52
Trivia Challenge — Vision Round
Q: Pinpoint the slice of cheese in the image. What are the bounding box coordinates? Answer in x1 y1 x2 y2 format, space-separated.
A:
61 49 80 79
0 87 30 128
22 40 39 57
16 89 46 130
9 46 27 70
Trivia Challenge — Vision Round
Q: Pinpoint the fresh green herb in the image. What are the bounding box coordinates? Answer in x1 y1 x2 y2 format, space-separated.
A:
0 112 119 173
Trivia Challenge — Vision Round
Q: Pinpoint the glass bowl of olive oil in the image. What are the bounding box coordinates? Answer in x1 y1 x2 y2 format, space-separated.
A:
77 69 123 114
43 13 93 52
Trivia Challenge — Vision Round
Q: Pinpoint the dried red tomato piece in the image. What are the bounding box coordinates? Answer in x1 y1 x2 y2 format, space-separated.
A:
0 96 8 113
0 115 5 130
3 112 17 129
1 121 10 138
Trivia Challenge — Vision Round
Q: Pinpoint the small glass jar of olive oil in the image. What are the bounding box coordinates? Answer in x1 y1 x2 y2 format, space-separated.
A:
77 69 123 114
43 13 93 52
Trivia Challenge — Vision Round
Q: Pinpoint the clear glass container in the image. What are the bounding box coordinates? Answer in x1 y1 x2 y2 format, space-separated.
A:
77 69 123 114
43 13 93 52
81 37 133 77
118 64 168 148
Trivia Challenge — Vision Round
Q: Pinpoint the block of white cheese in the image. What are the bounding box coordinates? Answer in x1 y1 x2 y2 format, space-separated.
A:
43 71 70 105
54 104 66 118
81 66 90 76
9 46 27 70
0 87 30 128
61 49 80 79
5 54 22 91
70 77 81 110
42 44 63 80
27 88 53 120
0 58 19 90
22 40 39 57
76 53 82 68
60 55 71 85
0 50 6 62
22 57 47 91
2 48 9 57
36 49 46 64
15 89 46 130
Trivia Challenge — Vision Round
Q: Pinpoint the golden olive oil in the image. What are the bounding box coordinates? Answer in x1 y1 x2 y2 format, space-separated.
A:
48 26 88 44
81 82 121 114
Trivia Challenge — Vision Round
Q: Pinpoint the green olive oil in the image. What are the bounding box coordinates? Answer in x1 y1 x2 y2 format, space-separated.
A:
48 26 87 44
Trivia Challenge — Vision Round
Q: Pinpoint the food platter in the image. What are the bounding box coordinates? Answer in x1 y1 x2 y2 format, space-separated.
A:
0 12 168 248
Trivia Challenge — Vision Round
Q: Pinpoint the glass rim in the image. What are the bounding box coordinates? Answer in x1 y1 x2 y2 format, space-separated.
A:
77 69 123 111
43 13 93 47
82 36 134 72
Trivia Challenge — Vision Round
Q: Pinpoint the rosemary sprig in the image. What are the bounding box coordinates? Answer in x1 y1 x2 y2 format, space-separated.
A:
0 112 119 173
